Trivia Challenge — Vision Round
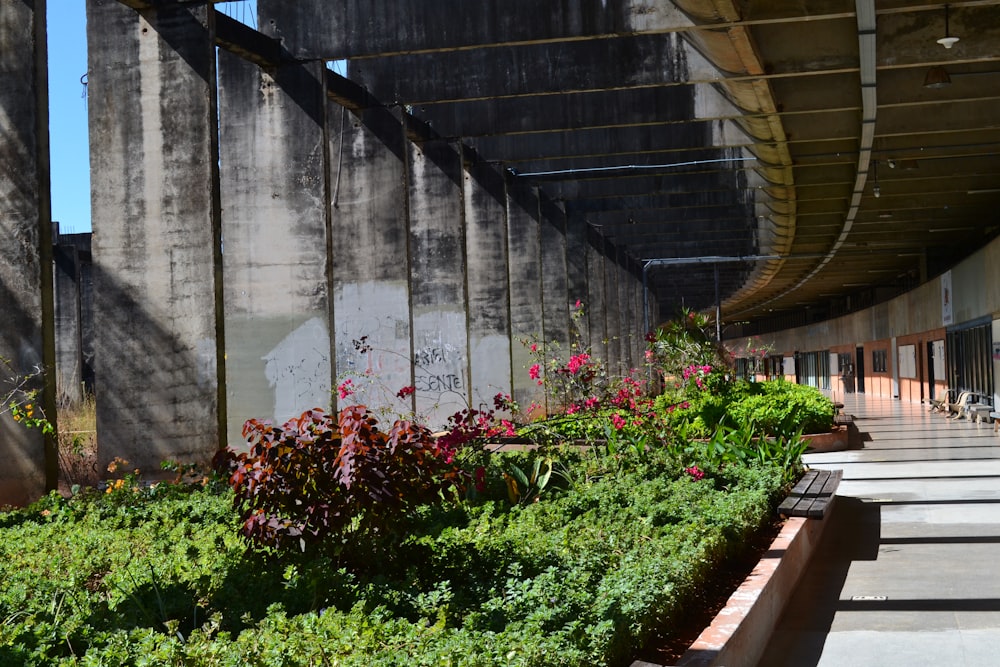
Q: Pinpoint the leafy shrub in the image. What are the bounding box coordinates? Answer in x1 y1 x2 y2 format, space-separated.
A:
726 380 835 436
0 441 790 667
214 406 470 553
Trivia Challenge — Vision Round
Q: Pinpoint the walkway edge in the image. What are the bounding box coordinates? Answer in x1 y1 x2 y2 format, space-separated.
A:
630 501 834 667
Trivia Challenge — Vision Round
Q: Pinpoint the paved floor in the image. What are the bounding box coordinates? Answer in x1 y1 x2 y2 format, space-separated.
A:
758 393 1000 667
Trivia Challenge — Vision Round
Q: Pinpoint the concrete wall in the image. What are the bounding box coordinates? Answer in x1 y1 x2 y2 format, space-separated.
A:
506 177 546 415
406 135 471 423
65 2 659 475
329 105 414 419
463 152 513 412
0 0 55 505
218 54 332 445
87 0 222 471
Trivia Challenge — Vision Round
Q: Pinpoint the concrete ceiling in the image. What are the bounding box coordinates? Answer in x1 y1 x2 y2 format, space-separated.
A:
249 0 1000 332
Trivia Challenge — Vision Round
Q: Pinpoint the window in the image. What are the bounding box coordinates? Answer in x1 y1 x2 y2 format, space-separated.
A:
872 349 888 373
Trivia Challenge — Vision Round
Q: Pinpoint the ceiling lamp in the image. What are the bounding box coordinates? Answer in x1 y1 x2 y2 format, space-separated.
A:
937 5 960 48
872 159 881 198
924 66 952 88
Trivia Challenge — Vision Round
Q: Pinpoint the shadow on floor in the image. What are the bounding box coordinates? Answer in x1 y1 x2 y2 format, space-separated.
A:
755 497 882 667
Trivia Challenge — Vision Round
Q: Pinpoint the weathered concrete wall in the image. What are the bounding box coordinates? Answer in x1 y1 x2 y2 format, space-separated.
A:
218 53 331 444
604 246 621 372
406 135 471 423
54 226 83 404
0 0 54 505
539 193 569 358
566 214 590 347
259 0 691 60
587 230 608 361
506 176 546 414
463 151 513 412
329 105 413 418
87 0 222 471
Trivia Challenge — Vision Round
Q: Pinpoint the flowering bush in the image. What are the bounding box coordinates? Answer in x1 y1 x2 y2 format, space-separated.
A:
515 303 663 446
645 307 731 383
214 405 478 553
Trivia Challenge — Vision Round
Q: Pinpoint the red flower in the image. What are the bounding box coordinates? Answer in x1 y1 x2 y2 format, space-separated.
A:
396 385 416 399
337 379 354 400
529 363 541 380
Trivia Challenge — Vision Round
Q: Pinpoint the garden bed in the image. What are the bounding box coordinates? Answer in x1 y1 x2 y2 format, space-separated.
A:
0 447 790 667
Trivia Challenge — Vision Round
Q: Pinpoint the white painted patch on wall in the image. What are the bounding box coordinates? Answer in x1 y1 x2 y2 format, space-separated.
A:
262 317 331 424
470 334 513 413
334 281 412 412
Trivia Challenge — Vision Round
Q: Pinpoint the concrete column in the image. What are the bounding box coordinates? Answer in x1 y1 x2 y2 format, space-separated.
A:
539 193 569 356
406 135 470 425
54 227 84 405
0 0 55 504
329 106 412 417
566 213 590 349
87 0 222 470
586 228 608 362
218 54 331 443
463 151 513 413
506 176 546 415
605 245 621 373
618 258 634 371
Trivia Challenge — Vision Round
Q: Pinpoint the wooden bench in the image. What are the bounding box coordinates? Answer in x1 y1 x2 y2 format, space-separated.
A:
778 469 843 519
833 413 854 427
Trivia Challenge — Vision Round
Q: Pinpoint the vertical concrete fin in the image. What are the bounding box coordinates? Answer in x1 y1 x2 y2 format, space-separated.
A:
218 52 331 443
0 0 52 504
87 0 221 470
406 134 471 425
463 149 513 413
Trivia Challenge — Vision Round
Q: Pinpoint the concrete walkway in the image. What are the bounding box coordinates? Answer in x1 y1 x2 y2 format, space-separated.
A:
758 393 1000 667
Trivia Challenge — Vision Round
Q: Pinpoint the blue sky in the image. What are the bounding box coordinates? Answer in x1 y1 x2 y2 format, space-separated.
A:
47 1 258 235
47 1 91 234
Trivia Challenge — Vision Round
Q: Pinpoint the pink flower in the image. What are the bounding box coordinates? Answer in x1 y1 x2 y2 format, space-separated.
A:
566 404 580 415
584 396 600 410
575 299 582 308
685 466 704 481
396 385 415 399
567 353 590 374
530 343 538 353
337 379 354 400
611 413 626 430
500 419 516 437
529 363 541 380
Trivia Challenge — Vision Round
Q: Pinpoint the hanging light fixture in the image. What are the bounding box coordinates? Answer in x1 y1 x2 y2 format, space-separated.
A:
872 159 881 198
937 4 960 48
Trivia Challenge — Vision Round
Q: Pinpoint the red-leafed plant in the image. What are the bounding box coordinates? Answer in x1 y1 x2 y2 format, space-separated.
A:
214 406 471 554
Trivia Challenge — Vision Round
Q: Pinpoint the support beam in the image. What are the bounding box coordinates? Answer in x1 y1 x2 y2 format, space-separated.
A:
506 176 545 416
463 150 513 412
406 135 471 424
218 53 331 443
87 0 223 470
259 0 691 60
348 33 712 105
0 0 56 504
329 105 413 416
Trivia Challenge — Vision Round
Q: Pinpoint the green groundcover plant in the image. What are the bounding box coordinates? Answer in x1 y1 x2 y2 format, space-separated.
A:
0 437 791 667
0 308 817 666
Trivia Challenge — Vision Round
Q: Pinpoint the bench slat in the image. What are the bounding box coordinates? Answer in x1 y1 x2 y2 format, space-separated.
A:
779 469 842 519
